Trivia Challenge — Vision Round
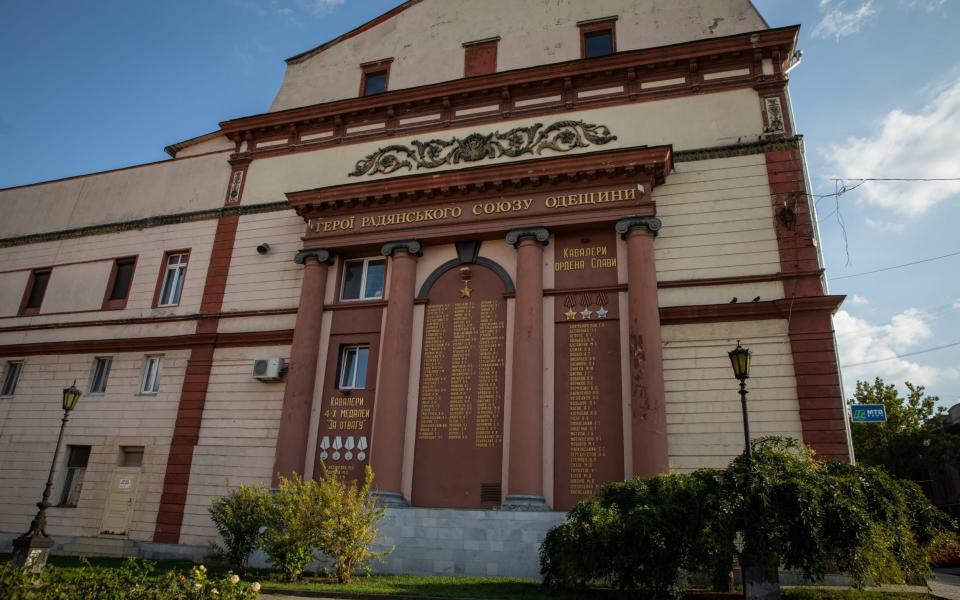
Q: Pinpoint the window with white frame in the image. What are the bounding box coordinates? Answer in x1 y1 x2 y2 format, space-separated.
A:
158 253 189 307
1 361 23 396
338 345 369 390
140 355 162 394
88 357 112 394
340 258 385 301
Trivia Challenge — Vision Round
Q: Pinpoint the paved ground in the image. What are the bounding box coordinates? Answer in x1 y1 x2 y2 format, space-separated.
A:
930 569 960 600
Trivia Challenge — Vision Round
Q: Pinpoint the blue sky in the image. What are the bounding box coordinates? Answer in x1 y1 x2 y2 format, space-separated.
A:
1 0 957 408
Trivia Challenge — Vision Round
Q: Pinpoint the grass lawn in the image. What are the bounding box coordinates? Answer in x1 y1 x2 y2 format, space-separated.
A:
1 554 934 600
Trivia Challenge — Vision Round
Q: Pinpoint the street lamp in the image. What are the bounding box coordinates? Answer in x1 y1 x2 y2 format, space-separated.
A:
728 341 752 468
11 381 82 572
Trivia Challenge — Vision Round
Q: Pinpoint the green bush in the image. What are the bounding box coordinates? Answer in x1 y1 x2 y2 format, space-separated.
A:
209 481 268 574
314 465 389 583
540 436 951 595
0 558 260 599
259 474 320 581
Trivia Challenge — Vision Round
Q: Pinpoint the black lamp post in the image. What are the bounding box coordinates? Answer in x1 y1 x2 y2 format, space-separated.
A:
728 340 752 468
11 381 82 572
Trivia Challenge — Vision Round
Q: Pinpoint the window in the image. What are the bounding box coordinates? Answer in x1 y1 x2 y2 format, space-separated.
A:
579 17 617 59
157 252 189 307
103 257 136 310
338 345 370 390
88 357 112 394
20 268 51 315
464 38 499 77
59 445 91 507
340 257 386 301
119 446 144 467
1 361 23 396
140 355 162 394
359 58 392 97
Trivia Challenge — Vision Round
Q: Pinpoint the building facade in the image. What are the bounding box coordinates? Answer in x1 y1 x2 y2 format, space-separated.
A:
0 0 852 577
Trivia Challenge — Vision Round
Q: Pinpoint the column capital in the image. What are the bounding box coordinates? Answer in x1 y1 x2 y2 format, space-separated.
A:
381 240 423 257
294 248 333 266
615 216 662 239
505 227 550 247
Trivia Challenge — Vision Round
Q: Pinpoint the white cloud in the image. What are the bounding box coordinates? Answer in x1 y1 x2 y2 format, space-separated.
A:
954 300 960 310
835 308 959 395
851 294 870 305
813 1 876 39
901 0 946 12
822 77 960 215
296 0 345 14
864 218 906 233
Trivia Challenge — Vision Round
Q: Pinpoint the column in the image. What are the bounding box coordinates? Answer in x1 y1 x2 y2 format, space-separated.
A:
503 227 549 510
272 248 332 483
615 216 669 477
370 240 421 506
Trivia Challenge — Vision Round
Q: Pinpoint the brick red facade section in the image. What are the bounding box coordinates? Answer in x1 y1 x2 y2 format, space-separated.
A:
765 149 851 461
153 343 215 543
153 213 241 544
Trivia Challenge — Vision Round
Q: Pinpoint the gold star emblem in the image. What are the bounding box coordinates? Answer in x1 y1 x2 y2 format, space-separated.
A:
459 281 472 298
564 307 577 320
580 307 593 320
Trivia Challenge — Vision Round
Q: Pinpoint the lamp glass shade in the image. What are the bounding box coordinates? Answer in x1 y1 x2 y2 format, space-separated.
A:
62 384 82 412
728 341 751 380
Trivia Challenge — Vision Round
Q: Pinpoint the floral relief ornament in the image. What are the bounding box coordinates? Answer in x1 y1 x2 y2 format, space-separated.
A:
348 120 618 176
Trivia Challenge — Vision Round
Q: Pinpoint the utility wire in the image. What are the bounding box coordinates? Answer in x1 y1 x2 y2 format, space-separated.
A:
831 250 960 280
841 340 960 368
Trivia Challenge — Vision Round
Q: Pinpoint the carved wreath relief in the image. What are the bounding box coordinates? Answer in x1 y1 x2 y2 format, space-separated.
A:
349 120 618 176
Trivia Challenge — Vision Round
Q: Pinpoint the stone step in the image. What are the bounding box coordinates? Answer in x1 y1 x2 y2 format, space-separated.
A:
59 537 140 558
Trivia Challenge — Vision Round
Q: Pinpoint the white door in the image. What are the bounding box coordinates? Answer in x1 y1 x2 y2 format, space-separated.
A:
100 469 140 535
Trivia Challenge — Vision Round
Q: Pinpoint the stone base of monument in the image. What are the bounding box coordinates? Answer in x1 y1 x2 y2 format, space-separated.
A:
373 507 565 578
372 491 410 508
744 565 782 600
498 494 550 511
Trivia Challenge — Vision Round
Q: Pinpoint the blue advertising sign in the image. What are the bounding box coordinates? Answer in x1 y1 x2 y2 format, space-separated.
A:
851 404 887 423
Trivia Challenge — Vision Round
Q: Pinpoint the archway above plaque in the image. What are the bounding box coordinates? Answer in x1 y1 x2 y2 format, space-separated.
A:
416 240 515 299
412 258 508 509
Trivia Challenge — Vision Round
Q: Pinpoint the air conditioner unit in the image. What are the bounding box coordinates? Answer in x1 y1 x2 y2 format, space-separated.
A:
252 357 287 382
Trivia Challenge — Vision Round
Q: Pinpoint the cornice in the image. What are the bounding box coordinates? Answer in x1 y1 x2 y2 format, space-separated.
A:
286 144 671 219
0 202 290 248
659 294 845 325
673 135 802 162
219 26 799 148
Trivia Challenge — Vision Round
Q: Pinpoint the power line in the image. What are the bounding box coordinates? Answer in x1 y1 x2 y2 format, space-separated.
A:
841 340 960 368
830 250 960 280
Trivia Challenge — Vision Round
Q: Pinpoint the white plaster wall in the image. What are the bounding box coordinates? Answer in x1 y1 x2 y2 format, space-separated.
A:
0 271 30 317
179 345 288 547
247 90 763 203
221 211 306 313
41 261 113 314
0 152 230 239
0 219 218 336
653 154 782 282
0 350 189 541
661 319 803 471
270 0 767 110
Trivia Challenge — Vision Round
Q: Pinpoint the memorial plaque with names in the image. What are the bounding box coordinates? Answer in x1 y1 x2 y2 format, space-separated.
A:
412 264 507 508
553 229 625 510
313 307 382 485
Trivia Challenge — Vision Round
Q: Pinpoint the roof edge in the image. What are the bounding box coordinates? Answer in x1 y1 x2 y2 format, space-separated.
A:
285 0 423 65
163 129 227 158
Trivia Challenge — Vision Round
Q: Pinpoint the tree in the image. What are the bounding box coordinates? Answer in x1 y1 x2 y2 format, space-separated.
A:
540 436 950 597
849 377 960 484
